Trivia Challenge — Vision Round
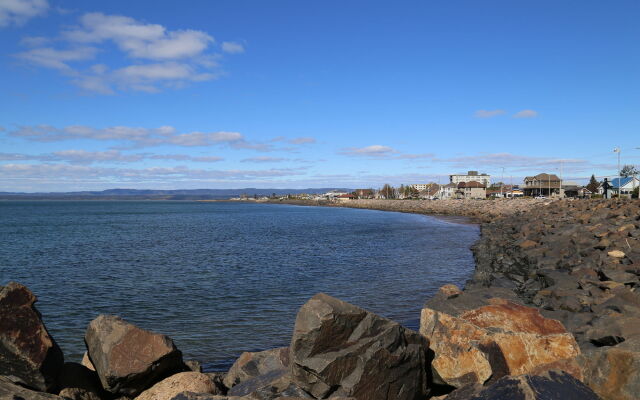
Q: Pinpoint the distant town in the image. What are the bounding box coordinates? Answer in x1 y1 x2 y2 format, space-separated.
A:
235 169 640 202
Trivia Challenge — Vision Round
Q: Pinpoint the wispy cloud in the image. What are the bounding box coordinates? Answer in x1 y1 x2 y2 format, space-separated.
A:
0 164 307 185
340 145 434 161
7 124 275 151
474 109 506 118
241 156 288 163
436 152 599 173
0 150 224 164
340 145 397 158
221 41 244 54
0 0 48 27
513 109 538 118
14 11 243 93
270 136 317 145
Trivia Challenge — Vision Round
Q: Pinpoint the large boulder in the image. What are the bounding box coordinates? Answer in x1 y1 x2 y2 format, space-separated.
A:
85 314 183 397
0 375 63 399
290 293 430 400
579 335 640 400
0 281 64 392
223 347 289 389
444 370 599 400
420 297 581 388
134 372 220 400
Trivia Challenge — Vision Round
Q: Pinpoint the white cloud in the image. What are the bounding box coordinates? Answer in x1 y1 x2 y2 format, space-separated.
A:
241 156 287 163
221 41 244 54
64 13 214 60
474 109 506 118
16 46 98 71
7 124 276 151
341 145 397 158
51 149 143 164
0 164 307 183
15 11 243 93
0 0 48 27
513 109 538 118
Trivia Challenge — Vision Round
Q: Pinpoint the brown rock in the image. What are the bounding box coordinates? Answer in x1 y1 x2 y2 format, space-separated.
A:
438 284 463 298
420 308 492 387
223 347 289 389
0 281 64 392
82 351 95 371
608 250 626 258
85 314 183 397
290 293 430 400
420 300 581 387
460 301 567 335
519 239 538 249
134 372 218 400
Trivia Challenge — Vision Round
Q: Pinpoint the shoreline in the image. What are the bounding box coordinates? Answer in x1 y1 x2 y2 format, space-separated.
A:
2 198 638 399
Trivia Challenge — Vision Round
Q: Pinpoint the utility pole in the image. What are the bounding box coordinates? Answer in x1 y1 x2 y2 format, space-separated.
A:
614 147 621 197
560 161 563 198
500 167 505 198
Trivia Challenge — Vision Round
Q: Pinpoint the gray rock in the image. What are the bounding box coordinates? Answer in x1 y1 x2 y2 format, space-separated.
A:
0 281 64 392
444 370 599 400
85 314 183 397
290 293 430 400
580 335 640 400
184 360 203 373
223 347 289 389
0 375 63 399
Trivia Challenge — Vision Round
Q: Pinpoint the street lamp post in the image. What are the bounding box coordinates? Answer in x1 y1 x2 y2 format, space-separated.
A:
614 147 621 197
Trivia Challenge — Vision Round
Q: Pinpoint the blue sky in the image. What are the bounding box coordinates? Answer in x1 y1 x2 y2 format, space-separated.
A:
0 0 638 191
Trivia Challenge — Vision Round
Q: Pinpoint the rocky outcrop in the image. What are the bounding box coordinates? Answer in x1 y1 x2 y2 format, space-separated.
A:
223 347 289 389
443 370 599 400
85 314 184 397
289 293 430 400
0 281 64 392
420 295 581 388
134 372 220 400
273 198 544 223
468 199 639 398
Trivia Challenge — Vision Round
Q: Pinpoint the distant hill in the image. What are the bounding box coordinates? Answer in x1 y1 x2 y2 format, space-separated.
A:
0 188 354 200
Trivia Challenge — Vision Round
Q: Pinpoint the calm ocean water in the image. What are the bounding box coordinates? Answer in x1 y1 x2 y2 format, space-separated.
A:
0 201 479 371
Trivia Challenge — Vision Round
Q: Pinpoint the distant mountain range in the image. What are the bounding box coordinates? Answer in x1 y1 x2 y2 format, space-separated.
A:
0 188 354 200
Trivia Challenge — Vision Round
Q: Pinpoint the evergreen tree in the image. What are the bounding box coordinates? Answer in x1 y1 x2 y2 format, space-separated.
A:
586 174 599 193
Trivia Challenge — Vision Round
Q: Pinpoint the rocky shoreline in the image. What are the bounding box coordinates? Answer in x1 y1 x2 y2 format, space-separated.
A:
1 198 639 399
262 198 548 223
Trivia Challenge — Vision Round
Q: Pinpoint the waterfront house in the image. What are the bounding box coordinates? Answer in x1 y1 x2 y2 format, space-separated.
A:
354 189 374 199
523 173 563 197
456 181 486 199
336 193 356 202
610 177 640 198
450 171 491 187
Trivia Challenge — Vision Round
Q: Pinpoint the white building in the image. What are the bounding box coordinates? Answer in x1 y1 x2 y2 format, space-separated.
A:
610 177 640 198
450 171 491 187
412 183 429 191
